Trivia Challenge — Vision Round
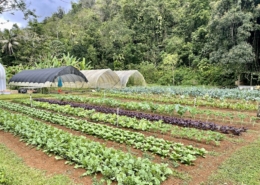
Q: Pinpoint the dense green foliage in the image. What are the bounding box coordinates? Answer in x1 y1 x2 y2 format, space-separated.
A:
1 0 260 85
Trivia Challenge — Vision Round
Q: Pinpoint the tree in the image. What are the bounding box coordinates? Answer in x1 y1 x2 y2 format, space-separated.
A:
205 0 258 74
53 7 66 19
161 53 179 85
0 29 19 55
0 0 35 19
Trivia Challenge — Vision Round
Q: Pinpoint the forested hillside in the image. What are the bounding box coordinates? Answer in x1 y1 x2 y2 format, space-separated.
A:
1 0 260 86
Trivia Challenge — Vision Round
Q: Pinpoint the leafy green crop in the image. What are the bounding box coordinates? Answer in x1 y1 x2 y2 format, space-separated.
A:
100 86 260 101
171 126 225 145
55 95 251 124
91 91 257 111
0 101 207 165
0 108 173 185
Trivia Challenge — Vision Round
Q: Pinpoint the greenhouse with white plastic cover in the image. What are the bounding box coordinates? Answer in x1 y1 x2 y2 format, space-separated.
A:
115 70 146 87
81 69 121 89
0 63 6 93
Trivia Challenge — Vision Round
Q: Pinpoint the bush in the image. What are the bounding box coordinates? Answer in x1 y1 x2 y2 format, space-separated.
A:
174 67 199 85
136 61 159 84
130 61 234 86
157 72 173 85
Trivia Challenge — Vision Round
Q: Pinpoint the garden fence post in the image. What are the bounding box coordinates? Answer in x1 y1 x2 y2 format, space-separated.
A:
257 102 260 117
194 97 197 107
30 93 32 107
117 108 119 127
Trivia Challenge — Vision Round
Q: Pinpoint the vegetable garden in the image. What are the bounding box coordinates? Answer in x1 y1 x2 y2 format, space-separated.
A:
1 86 260 184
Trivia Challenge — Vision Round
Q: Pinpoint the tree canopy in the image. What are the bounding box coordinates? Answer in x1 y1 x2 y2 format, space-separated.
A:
0 0 34 18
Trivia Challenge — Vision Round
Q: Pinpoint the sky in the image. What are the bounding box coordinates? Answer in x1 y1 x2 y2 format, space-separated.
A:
0 0 75 30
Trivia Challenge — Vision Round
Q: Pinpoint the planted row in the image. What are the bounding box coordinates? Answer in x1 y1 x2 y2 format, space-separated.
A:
34 98 247 135
56 95 191 117
0 101 207 165
105 86 260 101
91 91 257 111
17 99 226 145
17 99 163 132
171 127 225 146
0 108 172 185
55 95 254 126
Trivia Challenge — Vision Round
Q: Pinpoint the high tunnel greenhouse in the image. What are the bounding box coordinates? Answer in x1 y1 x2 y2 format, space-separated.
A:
115 70 146 87
80 69 146 89
0 63 6 92
81 69 121 89
8 66 88 88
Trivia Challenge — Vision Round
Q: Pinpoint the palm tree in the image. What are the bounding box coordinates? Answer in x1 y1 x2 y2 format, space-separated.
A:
0 29 19 55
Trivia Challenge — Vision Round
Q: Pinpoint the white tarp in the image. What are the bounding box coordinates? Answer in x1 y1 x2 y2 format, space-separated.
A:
0 63 6 91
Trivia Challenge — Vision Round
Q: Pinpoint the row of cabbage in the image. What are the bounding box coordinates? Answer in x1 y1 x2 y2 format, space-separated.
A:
0 108 172 185
17 99 226 145
104 86 260 101
54 95 251 131
0 100 207 165
91 92 257 111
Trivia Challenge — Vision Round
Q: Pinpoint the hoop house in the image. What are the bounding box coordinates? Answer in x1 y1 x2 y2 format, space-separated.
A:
9 66 88 88
115 70 146 87
81 69 121 89
0 63 6 91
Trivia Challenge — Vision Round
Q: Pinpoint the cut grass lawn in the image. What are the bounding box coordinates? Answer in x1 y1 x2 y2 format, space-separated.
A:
206 136 260 185
0 94 53 100
0 144 76 185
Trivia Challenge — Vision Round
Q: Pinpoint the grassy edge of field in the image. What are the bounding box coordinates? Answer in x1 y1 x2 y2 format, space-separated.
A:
0 93 53 100
0 143 78 185
204 135 260 185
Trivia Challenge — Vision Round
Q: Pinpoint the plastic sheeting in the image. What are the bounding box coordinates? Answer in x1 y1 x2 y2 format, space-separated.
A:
0 63 6 91
81 69 121 89
114 70 146 87
9 66 88 88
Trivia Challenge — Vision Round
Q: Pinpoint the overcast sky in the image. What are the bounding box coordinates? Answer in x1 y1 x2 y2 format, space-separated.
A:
0 0 75 30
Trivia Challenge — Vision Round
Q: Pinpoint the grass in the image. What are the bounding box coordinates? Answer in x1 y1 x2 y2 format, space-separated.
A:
0 93 53 100
0 144 77 185
206 137 260 185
